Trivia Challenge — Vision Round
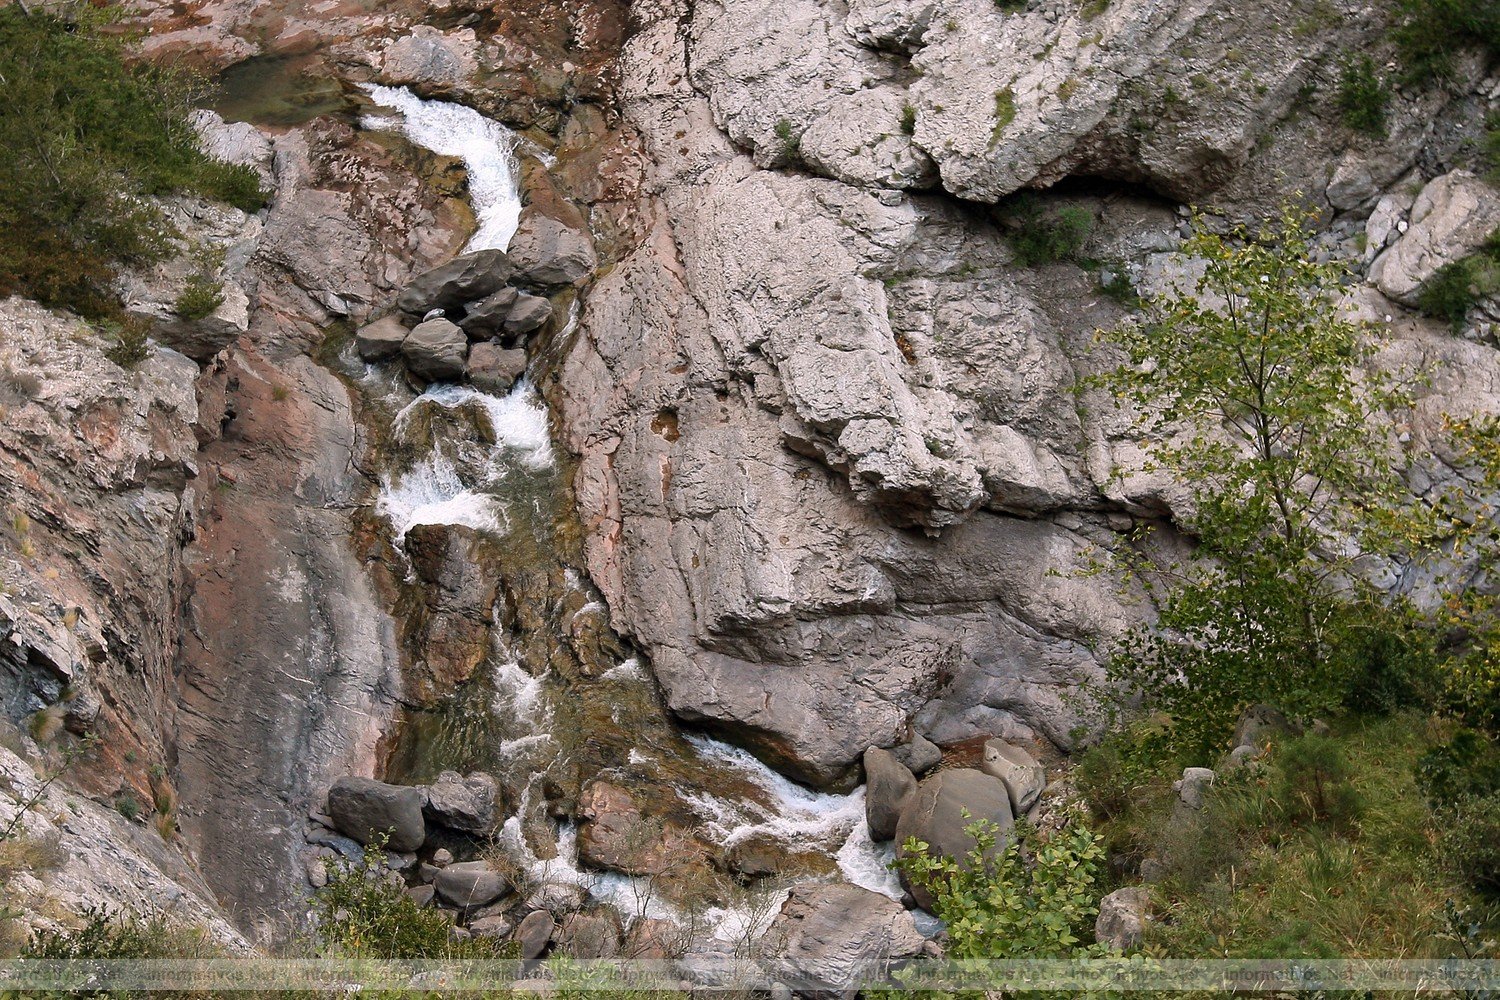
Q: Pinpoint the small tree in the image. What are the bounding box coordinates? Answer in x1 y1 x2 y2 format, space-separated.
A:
895 817 1106 960
1093 206 1430 758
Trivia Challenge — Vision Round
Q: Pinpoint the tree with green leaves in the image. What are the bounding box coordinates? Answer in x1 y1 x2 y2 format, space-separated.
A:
1093 206 1435 759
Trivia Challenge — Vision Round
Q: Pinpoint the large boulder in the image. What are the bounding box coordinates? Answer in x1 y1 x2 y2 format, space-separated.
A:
1231 704 1299 751
862 747 915 842
894 768 1013 911
576 780 703 876
401 318 468 382
433 860 509 908
979 739 1046 815
397 250 514 315
466 343 528 396
514 909 555 959
355 315 409 360
1370 172 1500 305
1095 886 1150 951
423 771 500 835
458 287 519 338
554 910 623 959
326 777 426 853
761 884 926 993
508 212 597 286
891 734 942 777
504 293 554 337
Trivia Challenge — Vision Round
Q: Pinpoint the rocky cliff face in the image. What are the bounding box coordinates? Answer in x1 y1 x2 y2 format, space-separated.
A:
0 0 1496 953
556 0 1500 787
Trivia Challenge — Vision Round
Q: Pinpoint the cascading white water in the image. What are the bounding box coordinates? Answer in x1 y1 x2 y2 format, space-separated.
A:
359 84 523 253
374 380 554 545
681 735 904 901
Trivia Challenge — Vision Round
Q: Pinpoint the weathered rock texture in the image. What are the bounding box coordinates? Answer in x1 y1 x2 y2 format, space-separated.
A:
556 0 1500 792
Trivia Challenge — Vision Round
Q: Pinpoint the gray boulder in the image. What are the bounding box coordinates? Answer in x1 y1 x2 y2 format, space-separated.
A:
433 860 509 908
397 250 514 315
891 734 943 777
514 909 555 959
555 910 623 959
1232 705 1298 751
424 771 500 835
355 315 409 360
458 287 519 339
401 318 468 382
326 777 426 853
467 343 528 396
862 747 915 842
508 212 597 286
761 884 926 993
1175 767 1216 810
979 739 1046 815
1095 886 1150 951
504 294 554 337
894 768 1013 911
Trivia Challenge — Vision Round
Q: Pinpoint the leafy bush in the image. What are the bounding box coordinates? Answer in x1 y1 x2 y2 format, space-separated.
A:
1417 240 1500 331
1437 793 1500 897
315 838 512 959
1004 195 1095 267
899 103 917 136
102 318 152 370
1392 0 1500 84
0 6 266 320
1093 208 1431 759
173 276 225 321
773 119 800 159
895 816 1107 959
1273 734 1363 829
1417 728 1500 806
1336 55 1389 136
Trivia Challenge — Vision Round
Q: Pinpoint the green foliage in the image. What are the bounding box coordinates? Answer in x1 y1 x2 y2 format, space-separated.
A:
0 6 266 320
1437 793 1500 897
1418 728 1500 805
1392 0 1500 84
102 318 152 370
1004 196 1095 267
114 793 142 822
1092 206 1429 760
315 838 511 960
994 0 1027 10
773 118 800 158
895 816 1107 959
1137 715 1495 957
1336 55 1389 136
1482 113 1500 183
990 87 1017 144
1417 236 1500 330
173 275 225 321
899 103 917 136
1273 734 1364 829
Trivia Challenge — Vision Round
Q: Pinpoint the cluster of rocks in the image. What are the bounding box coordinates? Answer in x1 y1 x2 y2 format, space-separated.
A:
355 213 594 392
861 735 1047 911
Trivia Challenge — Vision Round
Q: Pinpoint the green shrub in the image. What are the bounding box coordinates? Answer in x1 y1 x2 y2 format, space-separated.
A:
173 275 225 320
0 6 266 321
1392 0 1500 84
102 318 152 370
1437 793 1500 897
899 103 917 136
1273 734 1364 829
1336 55 1389 136
114 793 142 822
1004 195 1095 267
773 118 800 158
315 838 512 959
894 816 1107 959
1417 728 1500 806
1417 242 1500 330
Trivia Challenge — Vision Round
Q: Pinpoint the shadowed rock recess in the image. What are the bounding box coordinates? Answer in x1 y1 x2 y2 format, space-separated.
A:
0 0 1496 972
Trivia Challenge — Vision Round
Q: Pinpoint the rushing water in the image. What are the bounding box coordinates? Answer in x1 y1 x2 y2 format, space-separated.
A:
343 90 910 947
359 84 523 253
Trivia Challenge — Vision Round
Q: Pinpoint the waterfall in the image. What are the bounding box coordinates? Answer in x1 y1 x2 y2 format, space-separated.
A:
359 84 523 253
